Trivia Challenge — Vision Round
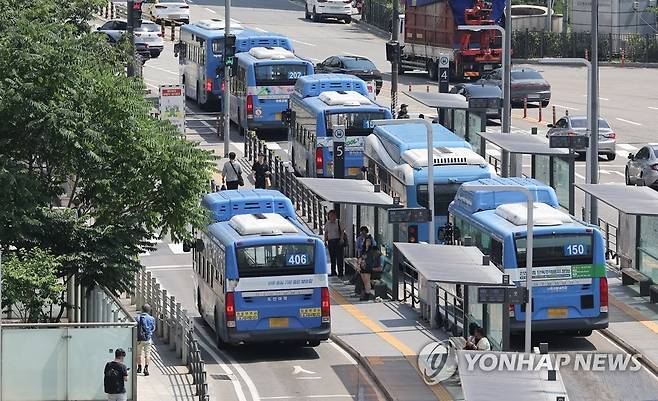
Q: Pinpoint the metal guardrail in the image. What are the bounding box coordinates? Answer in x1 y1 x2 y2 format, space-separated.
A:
185 112 225 138
400 261 419 308
133 267 209 401
241 131 328 234
580 207 620 267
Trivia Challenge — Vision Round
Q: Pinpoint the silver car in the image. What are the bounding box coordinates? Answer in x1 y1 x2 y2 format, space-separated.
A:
546 116 617 161
98 19 164 58
625 144 658 188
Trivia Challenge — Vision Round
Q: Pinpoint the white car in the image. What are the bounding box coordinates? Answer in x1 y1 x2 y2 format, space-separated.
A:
98 19 164 58
144 0 190 25
305 0 352 23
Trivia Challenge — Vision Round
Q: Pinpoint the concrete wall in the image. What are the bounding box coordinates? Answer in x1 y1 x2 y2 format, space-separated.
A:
571 0 658 35
512 5 564 32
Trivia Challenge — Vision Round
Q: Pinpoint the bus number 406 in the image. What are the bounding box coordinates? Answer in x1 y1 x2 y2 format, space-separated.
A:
287 253 308 266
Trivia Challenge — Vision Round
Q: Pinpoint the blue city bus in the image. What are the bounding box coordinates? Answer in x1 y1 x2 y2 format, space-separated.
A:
230 47 314 134
290 74 392 178
179 20 293 110
448 177 608 335
194 189 330 347
363 123 497 243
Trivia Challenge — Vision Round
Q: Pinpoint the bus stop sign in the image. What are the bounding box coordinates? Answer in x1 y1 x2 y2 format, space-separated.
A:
388 208 431 223
549 135 589 149
478 287 527 304
333 125 346 179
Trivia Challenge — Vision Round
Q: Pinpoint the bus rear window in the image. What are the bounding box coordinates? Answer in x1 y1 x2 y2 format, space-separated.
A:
515 234 593 268
254 64 307 86
237 243 315 277
326 112 385 136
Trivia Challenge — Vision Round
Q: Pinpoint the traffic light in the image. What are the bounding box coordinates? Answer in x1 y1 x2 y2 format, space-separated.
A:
386 41 403 63
130 0 143 28
407 225 418 243
224 34 236 66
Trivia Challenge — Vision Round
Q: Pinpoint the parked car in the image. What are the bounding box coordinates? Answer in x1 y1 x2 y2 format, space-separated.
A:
477 67 551 107
314 55 383 94
304 0 352 23
97 19 164 58
143 0 189 25
546 116 617 161
625 144 658 188
95 30 152 60
449 83 502 120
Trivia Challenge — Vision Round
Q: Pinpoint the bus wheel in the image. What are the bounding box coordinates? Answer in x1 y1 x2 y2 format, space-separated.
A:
577 329 593 337
307 340 321 347
214 308 230 349
305 4 311 19
312 7 321 22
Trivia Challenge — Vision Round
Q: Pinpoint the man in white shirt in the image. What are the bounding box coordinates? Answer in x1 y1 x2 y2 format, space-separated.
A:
222 152 242 189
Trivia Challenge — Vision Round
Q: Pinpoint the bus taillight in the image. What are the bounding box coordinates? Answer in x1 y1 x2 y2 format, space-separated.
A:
408 225 418 243
599 277 608 313
206 79 212 93
246 95 254 118
315 147 324 176
321 287 330 323
508 304 515 318
226 292 236 327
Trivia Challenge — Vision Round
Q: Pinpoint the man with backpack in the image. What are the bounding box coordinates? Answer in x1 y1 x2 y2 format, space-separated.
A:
104 348 129 401
136 304 156 376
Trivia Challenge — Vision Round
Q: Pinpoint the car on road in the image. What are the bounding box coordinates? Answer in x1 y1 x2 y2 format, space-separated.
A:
304 0 352 23
449 83 502 121
625 144 658 188
547 116 617 161
143 0 189 25
477 67 551 107
95 30 152 60
97 19 164 58
314 55 382 94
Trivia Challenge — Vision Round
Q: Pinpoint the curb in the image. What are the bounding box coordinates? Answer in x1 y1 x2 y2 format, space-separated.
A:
330 334 395 401
600 328 658 376
352 17 391 40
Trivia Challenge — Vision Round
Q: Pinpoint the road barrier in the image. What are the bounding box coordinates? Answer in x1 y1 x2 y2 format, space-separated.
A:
538 103 543 122
243 131 328 234
133 268 209 401
552 105 557 125
523 98 528 118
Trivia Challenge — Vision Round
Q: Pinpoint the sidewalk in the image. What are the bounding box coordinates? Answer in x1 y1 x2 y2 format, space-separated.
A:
136 337 196 401
328 277 463 401
603 270 658 374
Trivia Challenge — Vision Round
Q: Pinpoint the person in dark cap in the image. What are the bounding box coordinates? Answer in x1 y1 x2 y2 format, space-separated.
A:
252 153 271 189
397 104 409 119
104 348 129 401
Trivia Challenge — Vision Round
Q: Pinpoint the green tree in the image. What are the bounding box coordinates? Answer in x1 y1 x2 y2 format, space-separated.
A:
1 248 64 323
0 0 215 300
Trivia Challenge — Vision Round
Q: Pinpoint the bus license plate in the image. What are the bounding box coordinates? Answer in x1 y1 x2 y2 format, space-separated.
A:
299 308 321 318
275 113 282 120
236 311 258 320
269 317 289 328
547 308 568 318
348 167 361 176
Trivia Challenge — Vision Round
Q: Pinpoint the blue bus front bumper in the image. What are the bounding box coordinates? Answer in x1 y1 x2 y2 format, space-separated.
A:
226 324 330 344
510 313 608 333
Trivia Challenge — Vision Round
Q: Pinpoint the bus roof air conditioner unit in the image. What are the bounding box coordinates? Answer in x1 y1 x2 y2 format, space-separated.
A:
229 213 299 235
248 46 295 60
401 147 487 169
495 203 573 226
318 90 371 106
195 19 243 31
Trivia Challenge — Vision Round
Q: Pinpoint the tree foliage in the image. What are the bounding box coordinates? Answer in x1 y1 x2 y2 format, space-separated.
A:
1 248 64 323
0 0 214 311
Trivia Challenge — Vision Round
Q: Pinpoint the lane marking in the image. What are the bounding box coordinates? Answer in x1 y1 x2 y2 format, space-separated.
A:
261 396 355 400
616 117 642 126
611 171 625 178
609 295 658 334
595 331 658 379
168 242 186 254
197 327 262 401
328 341 357 365
582 95 609 101
649 106 658 111
296 377 322 380
204 7 216 13
575 172 586 180
553 104 579 110
618 143 639 151
144 264 191 269
599 170 610 175
144 64 179 76
291 39 316 47
253 27 267 32
195 335 250 401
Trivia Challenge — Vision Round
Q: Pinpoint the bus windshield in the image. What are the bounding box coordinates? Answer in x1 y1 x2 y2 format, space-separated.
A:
211 40 223 55
416 183 462 216
254 63 307 86
326 111 385 136
515 234 593 268
237 243 315 277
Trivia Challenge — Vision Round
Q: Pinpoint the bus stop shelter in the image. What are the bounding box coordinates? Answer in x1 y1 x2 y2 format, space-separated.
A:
392 243 515 351
577 183 658 280
478 131 576 214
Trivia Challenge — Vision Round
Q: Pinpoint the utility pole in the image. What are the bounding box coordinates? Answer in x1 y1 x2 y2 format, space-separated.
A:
391 0 400 118
502 0 518 176
588 0 599 224
223 0 232 157
546 0 552 32
127 0 136 77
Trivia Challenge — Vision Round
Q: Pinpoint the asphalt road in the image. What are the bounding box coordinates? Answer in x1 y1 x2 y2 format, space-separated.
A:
133 0 658 398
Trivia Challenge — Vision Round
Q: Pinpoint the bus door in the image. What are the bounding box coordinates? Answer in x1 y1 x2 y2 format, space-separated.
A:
231 241 329 332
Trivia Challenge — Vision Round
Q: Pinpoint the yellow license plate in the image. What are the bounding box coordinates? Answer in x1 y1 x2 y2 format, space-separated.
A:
236 311 258 320
275 113 282 120
348 167 361 176
269 317 289 328
547 308 568 318
299 308 321 318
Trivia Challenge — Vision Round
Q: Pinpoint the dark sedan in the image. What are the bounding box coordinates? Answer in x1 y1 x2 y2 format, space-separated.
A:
314 55 383 94
450 83 502 121
477 67 551 107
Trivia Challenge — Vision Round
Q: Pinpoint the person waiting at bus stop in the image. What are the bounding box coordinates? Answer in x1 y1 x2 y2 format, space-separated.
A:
252 153 271 189
464 326 491 351
324 210 346 276
359 236 381 301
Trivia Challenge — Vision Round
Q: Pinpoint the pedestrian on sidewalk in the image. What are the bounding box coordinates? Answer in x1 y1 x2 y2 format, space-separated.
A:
464 326 491 351
222 152 244 189
136 304 156 376
104 348 129 401
324 210 346 276
252 153 271 189
360 236 381 301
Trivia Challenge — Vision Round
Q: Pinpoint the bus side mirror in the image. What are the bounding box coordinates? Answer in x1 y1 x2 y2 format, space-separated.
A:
195 238 205 251
628 153 634 160
182 241 191 253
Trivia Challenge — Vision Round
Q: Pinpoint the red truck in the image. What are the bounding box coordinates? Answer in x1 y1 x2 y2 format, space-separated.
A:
399 0 506 81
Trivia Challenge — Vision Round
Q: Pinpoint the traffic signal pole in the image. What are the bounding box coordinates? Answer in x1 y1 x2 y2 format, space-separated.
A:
391 0 399 118
223 0 231 157
126 0 143 78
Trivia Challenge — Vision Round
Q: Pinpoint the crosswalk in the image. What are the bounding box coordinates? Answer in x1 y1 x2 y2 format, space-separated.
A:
139 239 189 256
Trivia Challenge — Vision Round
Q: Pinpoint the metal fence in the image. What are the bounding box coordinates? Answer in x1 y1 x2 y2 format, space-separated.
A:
361 0 393 33
133 267 209 401
512 30 658 63
580 208 620 267
241 132 329 234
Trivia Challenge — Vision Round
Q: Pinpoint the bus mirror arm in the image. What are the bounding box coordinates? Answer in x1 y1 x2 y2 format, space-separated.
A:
182 238 205 252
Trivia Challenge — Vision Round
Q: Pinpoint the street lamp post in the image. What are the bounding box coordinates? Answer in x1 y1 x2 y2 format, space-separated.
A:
463 185 534 353
372 119 435 244
535 58 596 222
